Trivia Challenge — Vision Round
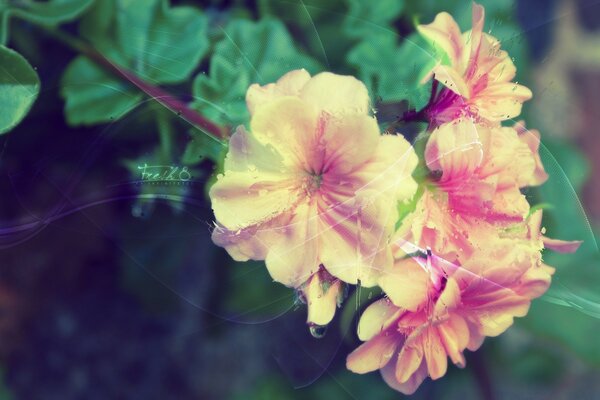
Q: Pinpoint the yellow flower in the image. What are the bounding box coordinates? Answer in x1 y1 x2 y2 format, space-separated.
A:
210 70 418 325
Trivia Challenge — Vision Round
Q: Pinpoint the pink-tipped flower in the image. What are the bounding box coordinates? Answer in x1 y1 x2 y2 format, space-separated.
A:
346 223 556 394
210 70 418 326
418 2 532 124
424 118 542 223
398 118 547 263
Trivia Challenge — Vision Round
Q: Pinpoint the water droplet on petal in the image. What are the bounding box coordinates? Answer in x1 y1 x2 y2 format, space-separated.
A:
309 324 328 339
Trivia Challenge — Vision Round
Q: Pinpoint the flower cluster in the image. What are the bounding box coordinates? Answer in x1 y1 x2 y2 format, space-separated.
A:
209 2 580 394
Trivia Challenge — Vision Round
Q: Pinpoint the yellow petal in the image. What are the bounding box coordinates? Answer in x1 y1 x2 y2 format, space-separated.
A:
474 83 533 121
379 258 430 312
305 274 342 326
417 11 463 66
395 340 424 383
357 298 402 341
346 331 400 374
300 72 370 117
250 96 320 170
318 190 394 287
433 65 471 97
423 327 448 380
381 352 428 395
210 171 299 230
246 69 311 115
264 202 320 287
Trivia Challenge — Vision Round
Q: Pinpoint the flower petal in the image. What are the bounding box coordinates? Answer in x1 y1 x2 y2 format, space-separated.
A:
346 331 400 374
395 340 425 383
543 237 583 253
438 314 469 367
264 202 320 287
473 83 533 121
319 114 380 175
423 327 448 380
300 72 370 117
381 352 428 395
433 65 471 97
250 96 320 170
379 258 430 312
318 190 394 287
425 119 483 187
417 11 463 66
246 69 311 115
515 123 548 186
305 274 343 326
357 298 402 341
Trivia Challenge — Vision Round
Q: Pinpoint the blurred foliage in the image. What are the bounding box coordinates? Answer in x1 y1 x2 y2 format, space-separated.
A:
0 0 598 398
62 0 209 125
192 17 321 127
0 0 94 44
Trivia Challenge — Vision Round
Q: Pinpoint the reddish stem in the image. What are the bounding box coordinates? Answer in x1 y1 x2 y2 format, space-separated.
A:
46 28 228 141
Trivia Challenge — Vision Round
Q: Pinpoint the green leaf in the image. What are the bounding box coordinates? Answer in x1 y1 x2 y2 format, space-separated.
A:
61 56 142 125
192 18 321 127
0 0 95 44
343 0 405 38
347 31 434 109
181 130 226 165
61 0 209 125
9 0 95 25
257 0 351 67
0 45 39 134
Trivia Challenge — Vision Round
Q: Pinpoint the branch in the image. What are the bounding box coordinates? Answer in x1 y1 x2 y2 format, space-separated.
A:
43 27 229 141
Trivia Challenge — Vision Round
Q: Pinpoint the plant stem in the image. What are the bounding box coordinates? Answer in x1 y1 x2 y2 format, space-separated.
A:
470 349 496 400
42 27 229 141
398 78 440 124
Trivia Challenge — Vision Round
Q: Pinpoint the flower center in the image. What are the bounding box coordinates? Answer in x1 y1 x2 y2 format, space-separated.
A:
304 171 323 196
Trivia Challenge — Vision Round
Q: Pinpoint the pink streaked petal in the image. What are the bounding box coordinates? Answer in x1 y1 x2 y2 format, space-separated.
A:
423 327 448 380
425 119 483 185
381 353 428 395
465 319 485 351
434 278 461 317
320 114 380 175
417 11 463 66
473 83 533 121
438 314 469 367
355 134 419 205
543 236 583 253
466 3 486 77
433 65 471 97
470 298 530 337
318 192 394 287
264 201 320 287
395 339 425 384
250 97 320 170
